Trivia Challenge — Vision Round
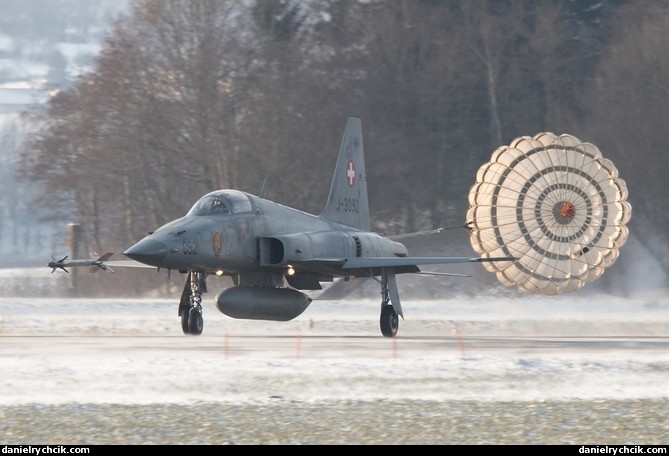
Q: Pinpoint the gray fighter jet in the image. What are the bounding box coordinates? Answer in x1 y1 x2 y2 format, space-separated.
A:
54 118 515 337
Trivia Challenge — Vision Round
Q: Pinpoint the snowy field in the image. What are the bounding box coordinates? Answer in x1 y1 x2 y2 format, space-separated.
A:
1 292 668 404
0 268 668 443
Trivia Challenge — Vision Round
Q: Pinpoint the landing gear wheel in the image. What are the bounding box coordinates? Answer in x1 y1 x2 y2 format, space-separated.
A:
187 307 203 335
180 310 190 334
380 305 398 338
178 271 206 336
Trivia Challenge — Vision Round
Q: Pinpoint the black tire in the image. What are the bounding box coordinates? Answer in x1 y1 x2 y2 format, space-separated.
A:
380 305 398 338
180 309 191 335
188 307 204 335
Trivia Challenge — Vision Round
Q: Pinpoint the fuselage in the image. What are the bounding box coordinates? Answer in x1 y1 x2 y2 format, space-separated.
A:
123 189 408 277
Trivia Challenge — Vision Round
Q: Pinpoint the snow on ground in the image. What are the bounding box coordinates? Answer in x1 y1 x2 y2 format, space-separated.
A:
0 270 668 406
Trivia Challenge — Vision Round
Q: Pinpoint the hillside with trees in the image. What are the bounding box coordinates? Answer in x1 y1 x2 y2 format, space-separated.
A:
15 0 669 295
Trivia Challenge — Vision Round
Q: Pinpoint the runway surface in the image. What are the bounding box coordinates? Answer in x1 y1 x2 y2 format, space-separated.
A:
1 292 668 444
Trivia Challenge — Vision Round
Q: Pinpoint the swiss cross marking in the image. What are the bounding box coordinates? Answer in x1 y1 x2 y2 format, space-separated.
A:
346 160 356 187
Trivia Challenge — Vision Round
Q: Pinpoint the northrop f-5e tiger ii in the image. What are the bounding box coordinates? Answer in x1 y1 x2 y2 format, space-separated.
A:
52 117 515 337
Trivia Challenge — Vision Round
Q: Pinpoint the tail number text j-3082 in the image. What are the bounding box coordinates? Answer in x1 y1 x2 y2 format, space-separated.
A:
183 240 198 255
336 197 359 213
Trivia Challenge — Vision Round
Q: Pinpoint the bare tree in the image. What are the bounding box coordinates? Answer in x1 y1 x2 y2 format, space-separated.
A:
580 0 669 274
21 0 257 250
19 0 651 296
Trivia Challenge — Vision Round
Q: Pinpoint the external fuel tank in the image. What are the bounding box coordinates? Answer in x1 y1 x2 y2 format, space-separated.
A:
215 286 312 321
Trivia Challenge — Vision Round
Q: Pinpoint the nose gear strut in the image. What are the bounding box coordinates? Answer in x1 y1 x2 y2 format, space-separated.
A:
179 271 206 335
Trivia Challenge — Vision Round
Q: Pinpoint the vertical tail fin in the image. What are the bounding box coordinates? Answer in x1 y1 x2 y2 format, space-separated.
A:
320 117 370 231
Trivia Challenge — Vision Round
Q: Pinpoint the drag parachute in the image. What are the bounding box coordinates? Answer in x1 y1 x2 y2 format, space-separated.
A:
466 132 631 294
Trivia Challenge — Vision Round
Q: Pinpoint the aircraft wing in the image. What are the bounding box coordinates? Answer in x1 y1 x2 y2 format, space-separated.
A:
291 256 515 278
341 256 515 269
102 259 159 269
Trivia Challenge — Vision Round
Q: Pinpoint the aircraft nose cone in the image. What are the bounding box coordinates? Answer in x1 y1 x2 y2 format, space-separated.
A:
123 238 168 267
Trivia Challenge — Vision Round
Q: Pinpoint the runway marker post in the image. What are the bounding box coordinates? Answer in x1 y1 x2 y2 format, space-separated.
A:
295 335 302 359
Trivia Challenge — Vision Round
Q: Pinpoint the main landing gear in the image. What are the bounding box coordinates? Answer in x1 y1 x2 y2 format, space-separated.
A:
380 304 399 338
179 271 206 335
379 268 400 338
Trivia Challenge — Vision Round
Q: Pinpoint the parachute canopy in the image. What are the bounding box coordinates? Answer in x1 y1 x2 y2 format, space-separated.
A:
466 132 631 295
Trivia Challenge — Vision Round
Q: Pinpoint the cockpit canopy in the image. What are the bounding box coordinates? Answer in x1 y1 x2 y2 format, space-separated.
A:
187 189 253 216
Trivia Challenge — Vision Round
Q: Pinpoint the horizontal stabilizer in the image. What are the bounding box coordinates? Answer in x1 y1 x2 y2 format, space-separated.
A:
416 271 470 277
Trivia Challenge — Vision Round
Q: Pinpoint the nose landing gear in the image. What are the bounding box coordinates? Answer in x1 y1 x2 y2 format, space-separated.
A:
179 271 206 335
